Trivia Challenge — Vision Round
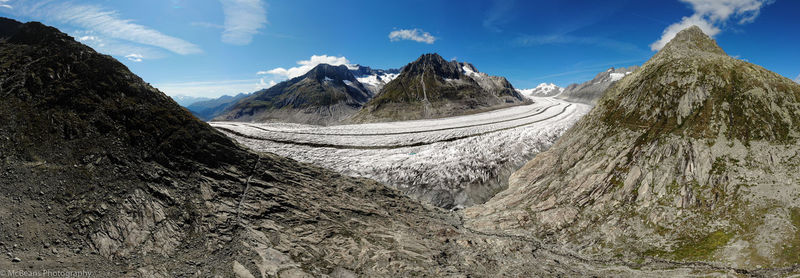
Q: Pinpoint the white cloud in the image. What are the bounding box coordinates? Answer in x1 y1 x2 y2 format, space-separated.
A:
1 4 12 9
125 53 144 62
219 0 267 45
258 55 356 80
3 1 201 56
794 74 800 84
388 29 436 44
651 0 773 51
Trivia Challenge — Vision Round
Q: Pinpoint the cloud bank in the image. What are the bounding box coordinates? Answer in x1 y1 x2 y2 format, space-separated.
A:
388 28 436 44
259 55 356 79
651 0 773 51
219 0 267 45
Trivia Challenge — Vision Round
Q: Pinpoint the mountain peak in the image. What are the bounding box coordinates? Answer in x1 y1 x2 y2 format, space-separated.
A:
402 53 462 79
304 63 356 82
659 25 726 56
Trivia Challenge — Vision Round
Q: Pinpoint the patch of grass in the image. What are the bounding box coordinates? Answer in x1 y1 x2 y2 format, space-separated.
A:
778 207 800 265
671 230 733 261
645 230 733 261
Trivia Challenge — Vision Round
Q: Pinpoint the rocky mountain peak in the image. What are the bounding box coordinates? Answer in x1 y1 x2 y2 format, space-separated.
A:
659 25 726 57
304 63 357 82
403 53 462 79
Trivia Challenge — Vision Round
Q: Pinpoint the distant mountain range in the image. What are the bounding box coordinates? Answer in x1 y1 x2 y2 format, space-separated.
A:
185 92 251 121
516 83 563 97
210 53 527 125
516 66 641 104
555 66 640 104
170 95 211 107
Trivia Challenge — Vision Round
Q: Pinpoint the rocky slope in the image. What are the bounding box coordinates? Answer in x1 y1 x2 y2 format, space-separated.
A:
466 26 800 269
556 66 640 105
351 53 529 122
216 63 373 125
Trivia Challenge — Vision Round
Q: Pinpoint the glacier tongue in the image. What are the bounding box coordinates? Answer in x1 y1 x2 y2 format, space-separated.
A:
213 97 590 208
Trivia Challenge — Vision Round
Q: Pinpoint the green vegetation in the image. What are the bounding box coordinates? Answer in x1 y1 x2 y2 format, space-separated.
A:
779 207 800 265
645 230 733 261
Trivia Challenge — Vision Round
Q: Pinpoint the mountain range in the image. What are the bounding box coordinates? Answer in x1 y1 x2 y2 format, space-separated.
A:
210 53 527 125
170 95 211 107
515 66 641 104
215 64 374 125
517 83 564 97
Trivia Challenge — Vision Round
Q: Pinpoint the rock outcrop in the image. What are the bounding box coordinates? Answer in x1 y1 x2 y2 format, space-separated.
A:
466 26 800 268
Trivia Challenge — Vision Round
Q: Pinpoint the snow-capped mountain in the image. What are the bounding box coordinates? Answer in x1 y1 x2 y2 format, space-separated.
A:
555 66 639 105
350 65 401 94
217 63 373 125
170 95 211 106
516 83 564 97
353 53 527 123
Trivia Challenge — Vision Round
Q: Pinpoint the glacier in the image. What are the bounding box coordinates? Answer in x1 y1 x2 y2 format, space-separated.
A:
212 97 590 208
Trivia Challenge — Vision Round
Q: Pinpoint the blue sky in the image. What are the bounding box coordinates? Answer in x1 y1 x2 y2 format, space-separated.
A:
1 0 798 98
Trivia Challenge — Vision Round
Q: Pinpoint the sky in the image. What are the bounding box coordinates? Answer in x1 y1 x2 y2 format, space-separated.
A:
1 0 798 98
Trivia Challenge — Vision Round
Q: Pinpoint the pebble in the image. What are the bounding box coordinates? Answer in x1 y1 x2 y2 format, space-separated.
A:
12 257 21 262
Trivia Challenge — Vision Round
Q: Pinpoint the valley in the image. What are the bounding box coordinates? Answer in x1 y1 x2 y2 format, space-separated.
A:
213 97 589 208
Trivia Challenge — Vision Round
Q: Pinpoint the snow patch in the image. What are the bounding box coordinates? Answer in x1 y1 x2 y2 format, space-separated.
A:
610 73 626 82
462 65 481 78
323 76 333 82
517 83 563 97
